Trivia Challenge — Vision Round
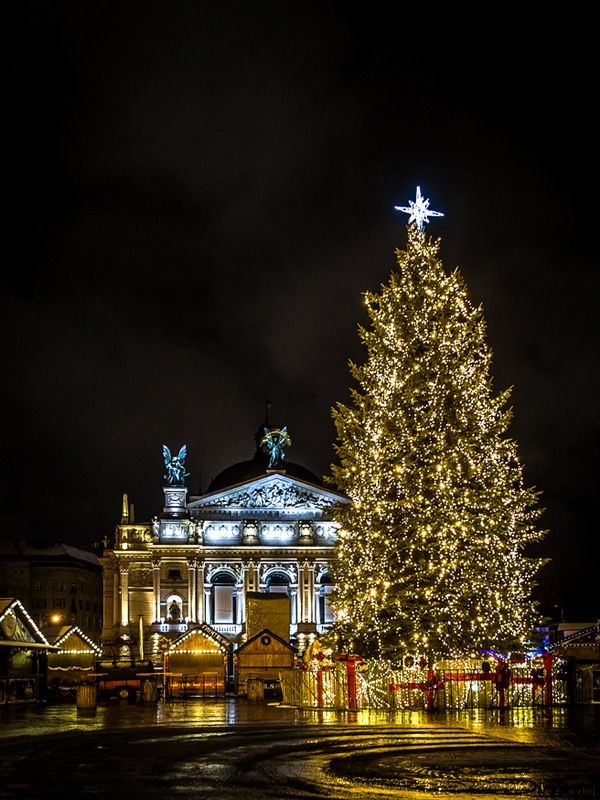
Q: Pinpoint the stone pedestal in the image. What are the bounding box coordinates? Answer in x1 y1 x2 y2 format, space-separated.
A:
163 486 188 517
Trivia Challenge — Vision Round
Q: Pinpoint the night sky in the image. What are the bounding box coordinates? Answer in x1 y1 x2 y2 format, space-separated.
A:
2 4 598 621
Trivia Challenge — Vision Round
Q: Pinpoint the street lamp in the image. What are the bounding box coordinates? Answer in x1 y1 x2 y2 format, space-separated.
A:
38 613 63 629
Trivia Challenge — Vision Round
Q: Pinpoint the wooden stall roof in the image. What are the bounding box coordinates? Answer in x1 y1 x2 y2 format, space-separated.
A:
169 623 231 653
0 597 58 649
237 628 295 655
48 625 102 654
548 621 600 654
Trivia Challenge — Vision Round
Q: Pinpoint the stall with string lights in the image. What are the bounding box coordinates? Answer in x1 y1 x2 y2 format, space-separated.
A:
0 598 58 704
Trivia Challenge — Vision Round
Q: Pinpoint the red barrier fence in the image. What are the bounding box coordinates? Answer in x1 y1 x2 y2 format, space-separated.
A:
280 652 569 710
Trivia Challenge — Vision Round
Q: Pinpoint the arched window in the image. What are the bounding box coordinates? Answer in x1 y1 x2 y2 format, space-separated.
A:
211 572 236 624
319 573 335 625
266 572 290 595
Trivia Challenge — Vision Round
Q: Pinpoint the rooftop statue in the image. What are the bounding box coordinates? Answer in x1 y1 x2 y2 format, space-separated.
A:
261 426 291 469
162 444 190 486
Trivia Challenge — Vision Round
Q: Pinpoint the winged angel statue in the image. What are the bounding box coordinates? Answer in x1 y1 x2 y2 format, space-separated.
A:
261 426 291 469
162 444 190 486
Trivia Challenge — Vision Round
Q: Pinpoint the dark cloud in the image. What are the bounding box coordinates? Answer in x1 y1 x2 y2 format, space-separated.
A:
2 3 597 621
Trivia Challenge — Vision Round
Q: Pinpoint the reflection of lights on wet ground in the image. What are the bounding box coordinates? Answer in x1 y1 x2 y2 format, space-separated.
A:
445 706 582 746
0 705 598 799
0 702 596 743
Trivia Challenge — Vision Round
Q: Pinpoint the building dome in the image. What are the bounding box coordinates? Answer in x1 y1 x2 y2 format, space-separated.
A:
206 422 324 492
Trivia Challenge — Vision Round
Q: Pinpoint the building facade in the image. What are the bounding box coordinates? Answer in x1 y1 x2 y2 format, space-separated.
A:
100 430 347 667
0 540 103 637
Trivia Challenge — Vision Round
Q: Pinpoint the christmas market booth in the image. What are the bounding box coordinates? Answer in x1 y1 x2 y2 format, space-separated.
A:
0 597 58 704
235 628 295 700
547 621 600 704
45 625 102 701
163 624 230 699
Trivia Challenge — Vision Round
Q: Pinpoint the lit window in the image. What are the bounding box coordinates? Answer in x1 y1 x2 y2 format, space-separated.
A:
211 573 236 623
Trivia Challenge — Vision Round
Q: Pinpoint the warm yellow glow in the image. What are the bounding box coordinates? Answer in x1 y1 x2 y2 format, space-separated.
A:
53 649 95 655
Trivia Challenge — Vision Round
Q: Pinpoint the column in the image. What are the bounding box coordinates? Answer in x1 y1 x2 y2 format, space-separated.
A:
204 587 211 625
236 586 244 625
313 575 321 626
301 561 315 623
152 559 161 622
196 562 205 623
242 561 255 623
187 559 198 623
112 564 119 631
245 560 259 593
290 587 299 626
120 566 129 628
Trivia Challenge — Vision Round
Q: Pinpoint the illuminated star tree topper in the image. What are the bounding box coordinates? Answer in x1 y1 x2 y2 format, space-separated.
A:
394 186 444 232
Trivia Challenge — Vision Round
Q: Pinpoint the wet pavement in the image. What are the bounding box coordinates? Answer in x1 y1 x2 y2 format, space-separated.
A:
1 700 599 799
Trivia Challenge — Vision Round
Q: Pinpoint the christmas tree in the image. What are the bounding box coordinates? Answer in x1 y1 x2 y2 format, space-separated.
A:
329 192 546 661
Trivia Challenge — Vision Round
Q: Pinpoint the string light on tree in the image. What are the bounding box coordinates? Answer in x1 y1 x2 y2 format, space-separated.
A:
328 188 547 662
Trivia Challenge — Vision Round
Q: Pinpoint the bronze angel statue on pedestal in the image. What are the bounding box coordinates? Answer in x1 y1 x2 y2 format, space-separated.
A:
162 444 190 486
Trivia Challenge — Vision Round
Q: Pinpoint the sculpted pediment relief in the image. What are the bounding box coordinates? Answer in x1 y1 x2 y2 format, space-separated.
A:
190 475 346 513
